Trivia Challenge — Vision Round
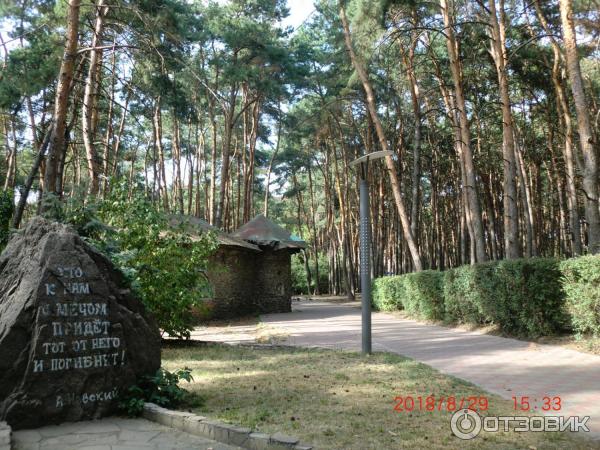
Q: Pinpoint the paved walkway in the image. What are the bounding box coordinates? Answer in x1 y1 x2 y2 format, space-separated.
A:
262 300 600 436
12 417 242 450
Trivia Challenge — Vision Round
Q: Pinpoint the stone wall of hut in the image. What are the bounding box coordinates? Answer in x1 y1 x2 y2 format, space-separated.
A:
204 247 257 319
202 247 292 320
253 249 292 314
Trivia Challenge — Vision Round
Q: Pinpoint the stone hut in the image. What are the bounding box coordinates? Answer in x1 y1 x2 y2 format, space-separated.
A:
233 215 306 314
169 215 305 319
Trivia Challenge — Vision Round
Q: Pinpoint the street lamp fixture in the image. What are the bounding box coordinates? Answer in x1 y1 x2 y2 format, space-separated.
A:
350 150 393 355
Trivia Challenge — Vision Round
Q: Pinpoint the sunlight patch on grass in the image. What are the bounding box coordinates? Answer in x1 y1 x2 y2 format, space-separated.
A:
162 344 594 450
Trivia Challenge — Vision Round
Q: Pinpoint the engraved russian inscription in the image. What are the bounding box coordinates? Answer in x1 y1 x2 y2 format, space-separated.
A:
32 266 127 376
0 218 160 430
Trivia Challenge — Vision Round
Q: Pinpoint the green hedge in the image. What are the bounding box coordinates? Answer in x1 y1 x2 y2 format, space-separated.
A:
373 275 404 311
402 271 444 321
560 255 600 337
443 265 485 325
444 259 566 337
373 257 596 338
373 271 443 321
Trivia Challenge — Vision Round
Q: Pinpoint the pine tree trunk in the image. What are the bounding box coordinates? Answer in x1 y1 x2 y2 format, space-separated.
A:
44 0 81 197
82 0 107 196
340 3 422 271
401 19 422 243
102 37 116 197
153 101 169 211
486 0 520 258
209 100 218 224
216 85 238 228
559 0 600 253
439 0 488 262
172 114 184 214
307 165 321 294
533 0 582 255
264 102 282 217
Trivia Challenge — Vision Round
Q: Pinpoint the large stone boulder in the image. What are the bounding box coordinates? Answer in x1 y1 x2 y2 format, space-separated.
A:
0 217 161 430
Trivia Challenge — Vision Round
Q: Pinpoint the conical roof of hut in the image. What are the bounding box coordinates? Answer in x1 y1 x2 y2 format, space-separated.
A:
233 215 306 251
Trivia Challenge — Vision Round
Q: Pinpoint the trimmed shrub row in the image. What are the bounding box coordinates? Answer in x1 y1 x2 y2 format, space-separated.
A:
442 258 566 337
373 255 600 339
372 271 444 321
372 275 404 312
560 255 600 337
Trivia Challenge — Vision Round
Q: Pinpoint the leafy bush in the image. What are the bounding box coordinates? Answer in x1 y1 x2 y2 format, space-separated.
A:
402 271 444 321
94 182 219 338
442 265 484 325
118 367 203 416
40 188 109 238
0 190 14 251
560 255 600 337
45 180 219 338
375 258 567 338
445 259 567 337
373 271 443 320
372 276 404 311
505 259 565 336
292 252 329 294
474 259 564 337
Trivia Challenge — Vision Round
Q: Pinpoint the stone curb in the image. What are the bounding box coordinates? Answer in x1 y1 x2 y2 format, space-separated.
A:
162 339 306 352
163 339 299 349
142 403 312 450
0 421 11 450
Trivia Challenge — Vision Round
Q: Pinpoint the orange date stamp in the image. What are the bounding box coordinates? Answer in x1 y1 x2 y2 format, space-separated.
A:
393 395 489 412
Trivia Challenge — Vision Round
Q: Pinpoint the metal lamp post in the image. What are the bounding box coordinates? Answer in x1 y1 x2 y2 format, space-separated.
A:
350 150 393 355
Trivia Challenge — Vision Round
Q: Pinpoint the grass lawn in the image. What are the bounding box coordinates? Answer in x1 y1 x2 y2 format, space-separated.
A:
161 343 596 450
